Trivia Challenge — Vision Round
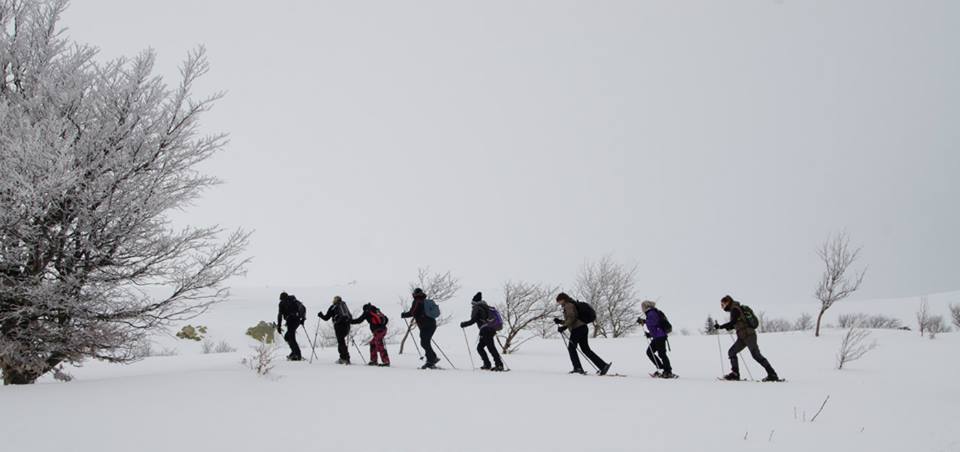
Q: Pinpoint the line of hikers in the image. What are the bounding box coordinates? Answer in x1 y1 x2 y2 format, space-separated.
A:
276 289 780 381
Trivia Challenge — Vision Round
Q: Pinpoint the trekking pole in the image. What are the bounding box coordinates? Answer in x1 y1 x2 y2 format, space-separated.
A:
560 330 600 372
298 322 317 362
350 336 365 362
462 328 476 370
307 320 323 363
716 331 725 376
405 319 423 360
432 339 457 370
494 335 511 371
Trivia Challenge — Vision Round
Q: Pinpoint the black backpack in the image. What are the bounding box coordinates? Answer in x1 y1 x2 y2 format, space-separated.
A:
740 304 759 329
334 302 352 323
655 308 673 334
574 301 596 324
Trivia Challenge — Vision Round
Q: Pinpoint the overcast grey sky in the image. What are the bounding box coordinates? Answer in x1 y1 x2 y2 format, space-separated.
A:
62 1 959 307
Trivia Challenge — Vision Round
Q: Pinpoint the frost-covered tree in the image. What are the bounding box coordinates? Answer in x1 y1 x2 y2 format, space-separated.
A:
397 267 460 353
0 0 249 384
916 297 930 337
703 315 718 335
950 304 960 330
575 256 641 338
496 280 559 353
814 232 866 337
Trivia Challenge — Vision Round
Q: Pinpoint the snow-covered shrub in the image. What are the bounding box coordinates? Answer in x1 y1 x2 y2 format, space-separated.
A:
794 313 814 331
246 322 278 344
176 325 208 342
52 365 73 382
838 313 901 329
243 328 279 376
926 315 950 339
950 304 960 329
761 318 793 333
836 325 877 369
214 341 236 353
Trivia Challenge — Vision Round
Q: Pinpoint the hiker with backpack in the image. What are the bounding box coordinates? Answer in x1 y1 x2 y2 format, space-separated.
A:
401 288 441 369
351 303 391 367
638 300 675 378
553 292 612 375
318 296 353 364
714 295 781 382
277 292 306 361
458 292 505 371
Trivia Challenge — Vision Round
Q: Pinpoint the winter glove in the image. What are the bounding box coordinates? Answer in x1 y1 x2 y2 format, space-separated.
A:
557 326 567 333
459 321 470 328
401 312 411 319
553 318 563 325
637 316 645 325
644 332 652 338
713 322 721 330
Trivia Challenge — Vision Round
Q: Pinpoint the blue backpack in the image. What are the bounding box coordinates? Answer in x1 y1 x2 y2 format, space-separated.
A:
485 306 504 331
423 299 441 319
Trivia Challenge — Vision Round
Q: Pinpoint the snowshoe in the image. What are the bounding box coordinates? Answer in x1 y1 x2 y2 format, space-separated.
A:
491 364 505 372
378 363 391 367
659 372 678 379
480 363 492 370
721 372 741 381
762 375 784 382
598 362 613 376
569 368 587 375
287 355 303 361
367 361 379 366
420 360 440 370
336 358 351 365
650 371 662 378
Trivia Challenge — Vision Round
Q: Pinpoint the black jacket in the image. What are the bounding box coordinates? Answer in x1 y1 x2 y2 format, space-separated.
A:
351 306 388 332
460 300 490 329
278 297 305 327
401 298 434 326
319 302 351 325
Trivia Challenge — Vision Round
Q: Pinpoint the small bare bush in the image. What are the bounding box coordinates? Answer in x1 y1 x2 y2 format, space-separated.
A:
52 365 74 383
794 313 814 331
926 315 950 339
950 304 960 329
244 341 280 376
836 325 877 369
156 347 179 357
761 318 793 333
814 232 867 337
201 339 215 354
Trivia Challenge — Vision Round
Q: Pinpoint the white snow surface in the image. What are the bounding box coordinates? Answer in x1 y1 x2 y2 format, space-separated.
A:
2 287 958 452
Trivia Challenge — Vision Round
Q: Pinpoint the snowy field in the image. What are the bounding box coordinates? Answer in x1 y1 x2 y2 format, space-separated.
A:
2 288 958 452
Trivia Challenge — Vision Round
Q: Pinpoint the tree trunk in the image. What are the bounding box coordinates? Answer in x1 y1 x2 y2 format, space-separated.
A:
398 322 415 354
815 308 826 337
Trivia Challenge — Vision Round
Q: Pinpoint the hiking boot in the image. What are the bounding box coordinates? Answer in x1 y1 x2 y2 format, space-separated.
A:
491 364 505 372
762 375 781 382
288 355 303 361
378 363 391 367
480 363 492 370
660 371 676 379
367 361 379 366
569 368 586 375
336 358 351 365
723 372 741 381
650 370 662 378
599 362 613 376
420 361 437 369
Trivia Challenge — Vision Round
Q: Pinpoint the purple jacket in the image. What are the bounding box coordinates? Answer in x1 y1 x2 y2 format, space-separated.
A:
645 308 669 339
